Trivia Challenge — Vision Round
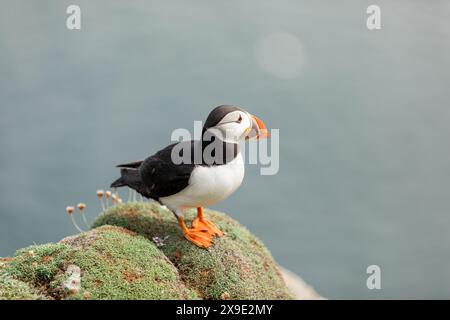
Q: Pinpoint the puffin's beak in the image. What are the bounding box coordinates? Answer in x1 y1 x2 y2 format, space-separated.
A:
246 114 269 140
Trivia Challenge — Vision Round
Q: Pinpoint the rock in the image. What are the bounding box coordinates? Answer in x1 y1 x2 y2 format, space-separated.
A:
0 202 319 300
62 265 81 295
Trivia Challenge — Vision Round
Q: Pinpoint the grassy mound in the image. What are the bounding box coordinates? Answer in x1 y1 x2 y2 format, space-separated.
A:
92 202 292 300
2 225 196 300
1 202 292 300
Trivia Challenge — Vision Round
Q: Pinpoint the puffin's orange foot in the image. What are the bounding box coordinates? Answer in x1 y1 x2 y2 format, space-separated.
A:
192 207 224 237
178 217 213 248
183 228 213 248
192 217 224 237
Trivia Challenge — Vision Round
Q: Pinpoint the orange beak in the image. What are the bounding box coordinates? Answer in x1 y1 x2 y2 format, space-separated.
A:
246 114 269 140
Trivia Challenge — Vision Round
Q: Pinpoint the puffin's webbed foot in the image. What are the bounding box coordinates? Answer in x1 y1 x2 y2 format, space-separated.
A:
178 217 213 248
192 207 224 237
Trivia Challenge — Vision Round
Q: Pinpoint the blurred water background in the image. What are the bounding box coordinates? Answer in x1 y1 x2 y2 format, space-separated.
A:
1 0 450 298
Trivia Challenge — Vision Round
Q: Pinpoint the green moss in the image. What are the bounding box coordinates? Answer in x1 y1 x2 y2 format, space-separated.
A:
5 226 197 300
0 261 46 300
65 226 197 300
93 202 292 300
5 243 70 287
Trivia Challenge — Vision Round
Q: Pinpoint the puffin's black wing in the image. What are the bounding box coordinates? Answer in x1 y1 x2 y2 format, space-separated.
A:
139 142 196 199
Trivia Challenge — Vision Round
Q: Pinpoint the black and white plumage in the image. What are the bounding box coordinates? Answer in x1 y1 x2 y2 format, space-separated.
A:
110 105 268 248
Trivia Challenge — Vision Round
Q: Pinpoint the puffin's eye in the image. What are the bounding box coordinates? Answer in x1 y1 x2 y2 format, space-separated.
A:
237 115 242 123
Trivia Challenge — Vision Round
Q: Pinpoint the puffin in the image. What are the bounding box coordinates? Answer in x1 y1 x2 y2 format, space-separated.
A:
110 105 268 248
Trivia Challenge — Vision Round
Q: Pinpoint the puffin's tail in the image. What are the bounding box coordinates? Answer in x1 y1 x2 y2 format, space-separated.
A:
110 174 126 188
110 168 147 196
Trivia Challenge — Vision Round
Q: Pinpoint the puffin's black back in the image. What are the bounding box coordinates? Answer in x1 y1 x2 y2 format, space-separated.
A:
139 142 196 198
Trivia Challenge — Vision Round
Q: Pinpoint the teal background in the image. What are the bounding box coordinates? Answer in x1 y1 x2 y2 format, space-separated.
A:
1 1 449 298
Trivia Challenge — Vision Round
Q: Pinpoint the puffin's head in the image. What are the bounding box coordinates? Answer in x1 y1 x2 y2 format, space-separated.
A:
202 105 268 143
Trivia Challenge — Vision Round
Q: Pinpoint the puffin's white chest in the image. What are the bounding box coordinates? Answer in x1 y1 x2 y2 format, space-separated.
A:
160 153 245 211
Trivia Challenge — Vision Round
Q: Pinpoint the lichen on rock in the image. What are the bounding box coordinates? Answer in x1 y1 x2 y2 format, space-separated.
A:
61 264 81 295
